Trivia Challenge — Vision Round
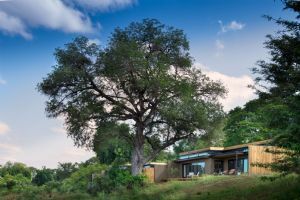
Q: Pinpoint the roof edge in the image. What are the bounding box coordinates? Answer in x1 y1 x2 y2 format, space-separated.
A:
179 139 272 156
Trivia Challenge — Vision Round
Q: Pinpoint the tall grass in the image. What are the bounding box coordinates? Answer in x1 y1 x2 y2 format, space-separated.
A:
108 175 300 200
1 175 299 200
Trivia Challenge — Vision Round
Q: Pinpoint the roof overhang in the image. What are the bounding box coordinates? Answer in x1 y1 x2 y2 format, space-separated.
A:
179 139 272 156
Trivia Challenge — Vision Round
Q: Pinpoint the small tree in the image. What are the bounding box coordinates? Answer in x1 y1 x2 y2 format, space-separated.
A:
0 162 32 179
56 162 78 181
32 167 55 186
38 19 226 175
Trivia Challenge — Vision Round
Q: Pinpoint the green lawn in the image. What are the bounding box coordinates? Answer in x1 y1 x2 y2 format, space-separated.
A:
109 175 300 200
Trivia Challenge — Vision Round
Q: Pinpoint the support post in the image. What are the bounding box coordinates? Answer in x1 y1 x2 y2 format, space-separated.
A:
235 152 238 175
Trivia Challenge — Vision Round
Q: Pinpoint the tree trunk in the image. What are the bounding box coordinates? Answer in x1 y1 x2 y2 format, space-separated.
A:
131 122 145 176
131 146 145 175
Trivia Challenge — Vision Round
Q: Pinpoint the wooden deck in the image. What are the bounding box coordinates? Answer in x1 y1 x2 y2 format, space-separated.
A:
167 177 202 181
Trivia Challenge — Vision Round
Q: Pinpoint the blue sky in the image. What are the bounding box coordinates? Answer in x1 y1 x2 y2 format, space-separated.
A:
0 0 292 168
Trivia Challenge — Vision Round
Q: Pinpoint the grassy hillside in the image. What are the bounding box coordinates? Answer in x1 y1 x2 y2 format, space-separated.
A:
109 175 300 200
1 175 300 200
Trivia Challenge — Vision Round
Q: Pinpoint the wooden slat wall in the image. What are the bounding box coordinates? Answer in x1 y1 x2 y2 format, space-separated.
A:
248 145 278 175
166 161 181 178
143 168 155 182
154 165 168 182
223 158 229 171
205 158 214 174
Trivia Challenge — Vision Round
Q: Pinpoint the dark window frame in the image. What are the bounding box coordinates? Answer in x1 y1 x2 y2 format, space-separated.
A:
214 160 224 173
228 158 247 172
182 161 205 178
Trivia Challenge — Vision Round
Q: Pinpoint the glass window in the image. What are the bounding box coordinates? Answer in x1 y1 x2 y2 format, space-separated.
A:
182 161 205 177
214 160 224 173
243 159 248 173
228 159 235 170
228 158 248 173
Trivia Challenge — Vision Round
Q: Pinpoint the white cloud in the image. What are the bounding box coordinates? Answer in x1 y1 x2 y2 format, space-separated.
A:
0 122 10 135
51 127 66 135
0 156 17 163
195 63 256 111
215 40 224 50
0 77 7 85
69 0 136 11
0 143 21 153
88 38 101 45
0 11 32 39
218 20 245 33
0 0 136 39
0 0 95 39
215 40 224 57
64 148 90 157
0 143 21 164
51 117 68 135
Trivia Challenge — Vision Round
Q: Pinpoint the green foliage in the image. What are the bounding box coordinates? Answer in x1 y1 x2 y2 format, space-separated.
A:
106 175 300 200
0 174 31 190
152 150 176 162
38 18 226 174
93 122 132 165
32 167 55 186
0 162 33 191
249 0 300 175
0 162 33 179
223 97 294 146
55 162 78 181
61 163 107 193
174 118 226 154
96 166 146 193
60 162 145 195
1 161 299 200
223 0 300 176
224 104 269 146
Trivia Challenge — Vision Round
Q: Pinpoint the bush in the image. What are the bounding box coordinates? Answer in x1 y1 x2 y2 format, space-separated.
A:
14 184 44 200
0 174 31 190
32 167 55 186
96 166 146 193
0 162 32 179
61 163 107 193
44 180 62 196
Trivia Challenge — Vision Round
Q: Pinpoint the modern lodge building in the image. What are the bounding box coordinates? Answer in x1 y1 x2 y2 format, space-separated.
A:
143 140 279 182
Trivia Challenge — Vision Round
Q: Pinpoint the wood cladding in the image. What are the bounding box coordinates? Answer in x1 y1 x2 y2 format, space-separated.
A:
248 145 278 175
143 167 155 182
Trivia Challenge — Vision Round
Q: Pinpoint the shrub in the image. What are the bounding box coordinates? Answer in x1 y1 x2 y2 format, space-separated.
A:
61 163 107 193
0 162 32 179
32 167 55 186
44 180 62 196
96 166 146 193
0 174 31 190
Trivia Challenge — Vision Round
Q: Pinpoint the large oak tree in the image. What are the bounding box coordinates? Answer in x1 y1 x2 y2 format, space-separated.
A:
38 19 226 175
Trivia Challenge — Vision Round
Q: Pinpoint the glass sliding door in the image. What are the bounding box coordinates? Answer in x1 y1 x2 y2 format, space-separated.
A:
182 161 205 177
214 160 224 173
228 158 248 173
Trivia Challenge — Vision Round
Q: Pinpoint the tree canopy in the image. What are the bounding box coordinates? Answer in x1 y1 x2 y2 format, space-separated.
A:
38 19 226 175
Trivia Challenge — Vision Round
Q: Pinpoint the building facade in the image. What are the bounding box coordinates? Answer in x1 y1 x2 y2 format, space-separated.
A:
143 140 279 182
173 140 278 178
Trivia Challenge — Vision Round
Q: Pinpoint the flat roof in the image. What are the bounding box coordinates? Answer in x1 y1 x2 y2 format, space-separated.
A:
179 140 272 156
124 162 168 166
